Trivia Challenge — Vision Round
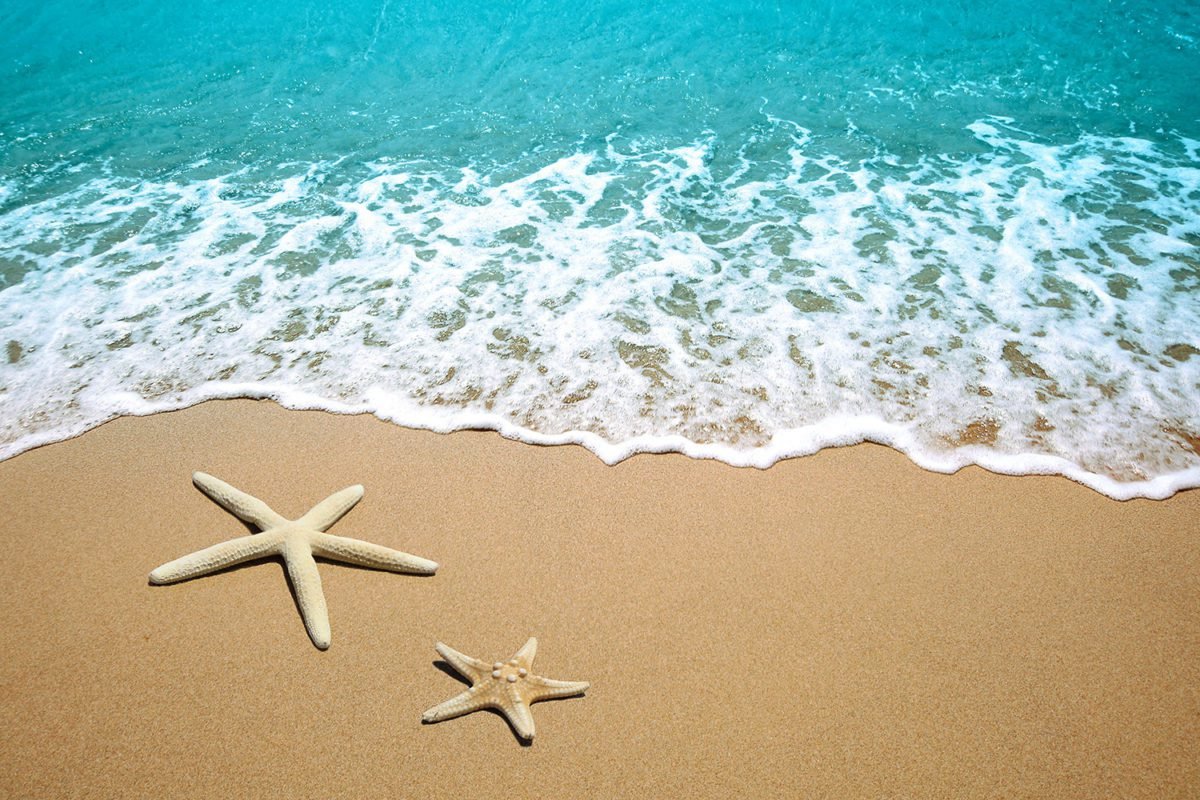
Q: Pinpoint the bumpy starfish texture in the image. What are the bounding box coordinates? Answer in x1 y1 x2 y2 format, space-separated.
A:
150 472 438 649
422 637 589 741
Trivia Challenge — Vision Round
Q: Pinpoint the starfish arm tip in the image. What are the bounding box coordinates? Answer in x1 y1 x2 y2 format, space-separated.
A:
191 472 225 495
190 473 286 528
148 533 278 584
507 701 537 740
422 689 485 722
433 642 492 680
298 484 365 530
515 636 538 662
432 640 458 661
146 561 189 585
309 533 437 574
283 542 332 650
395 552 438 574
432 641 459 666
305 622 332 649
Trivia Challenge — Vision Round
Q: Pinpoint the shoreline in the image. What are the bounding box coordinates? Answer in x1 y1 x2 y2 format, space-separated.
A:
1 398 1197 797
4 388 1198 501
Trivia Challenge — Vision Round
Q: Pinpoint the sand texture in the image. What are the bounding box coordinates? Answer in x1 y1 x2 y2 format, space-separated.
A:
0 400 1197 798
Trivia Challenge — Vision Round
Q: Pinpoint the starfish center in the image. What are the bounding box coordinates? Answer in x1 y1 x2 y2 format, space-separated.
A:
489 661 529 681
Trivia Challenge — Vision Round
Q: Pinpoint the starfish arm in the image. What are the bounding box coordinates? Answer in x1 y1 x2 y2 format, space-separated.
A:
297 485 364 531
149 532 280 584
422 685 490 723
524 676 590 703
514 636 538 665
434 642 491 681
310 532 438 574
193 472 287 529
281 539 331 650
503 686 537 740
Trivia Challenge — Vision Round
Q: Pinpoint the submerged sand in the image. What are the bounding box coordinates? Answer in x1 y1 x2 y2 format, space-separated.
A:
0 399 1196 797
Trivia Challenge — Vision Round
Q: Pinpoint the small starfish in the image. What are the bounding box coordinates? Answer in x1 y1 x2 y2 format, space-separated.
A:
422 637 589 741
150 472 438 649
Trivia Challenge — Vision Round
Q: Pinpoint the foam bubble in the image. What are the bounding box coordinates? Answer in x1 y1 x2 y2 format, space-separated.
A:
1 117 1198 499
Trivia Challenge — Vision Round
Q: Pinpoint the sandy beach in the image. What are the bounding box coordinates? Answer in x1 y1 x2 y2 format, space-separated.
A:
0 398 1196 798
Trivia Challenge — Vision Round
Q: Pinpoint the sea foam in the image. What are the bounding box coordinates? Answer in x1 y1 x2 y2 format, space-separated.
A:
1 117 1198 499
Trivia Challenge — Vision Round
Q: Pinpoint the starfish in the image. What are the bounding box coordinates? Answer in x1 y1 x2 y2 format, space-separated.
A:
422 637 589 741
150 472 438 649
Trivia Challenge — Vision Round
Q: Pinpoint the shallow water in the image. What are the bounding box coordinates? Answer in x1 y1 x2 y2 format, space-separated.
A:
2 0 1199 497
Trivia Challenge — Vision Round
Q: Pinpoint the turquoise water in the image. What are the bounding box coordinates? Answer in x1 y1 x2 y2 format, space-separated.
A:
2 0 1199 497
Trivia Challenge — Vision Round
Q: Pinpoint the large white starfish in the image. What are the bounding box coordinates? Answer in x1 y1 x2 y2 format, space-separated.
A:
422 637 589 741
150 472 438 649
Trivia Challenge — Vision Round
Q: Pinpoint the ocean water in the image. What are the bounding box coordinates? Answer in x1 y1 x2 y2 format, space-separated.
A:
2 0 1199 499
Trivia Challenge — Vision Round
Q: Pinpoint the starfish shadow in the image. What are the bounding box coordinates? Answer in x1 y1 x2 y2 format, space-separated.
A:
432 659 470 684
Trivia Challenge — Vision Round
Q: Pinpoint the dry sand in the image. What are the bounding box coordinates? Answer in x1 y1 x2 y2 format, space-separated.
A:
0 399 1197 798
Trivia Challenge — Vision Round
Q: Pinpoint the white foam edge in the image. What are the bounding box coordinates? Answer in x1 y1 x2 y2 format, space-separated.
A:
2 382 1196 502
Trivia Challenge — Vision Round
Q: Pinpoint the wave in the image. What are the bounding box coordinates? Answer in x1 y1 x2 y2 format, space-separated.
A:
1 117 1198 499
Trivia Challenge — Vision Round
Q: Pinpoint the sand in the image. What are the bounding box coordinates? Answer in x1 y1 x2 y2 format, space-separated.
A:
0 398 1197 798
